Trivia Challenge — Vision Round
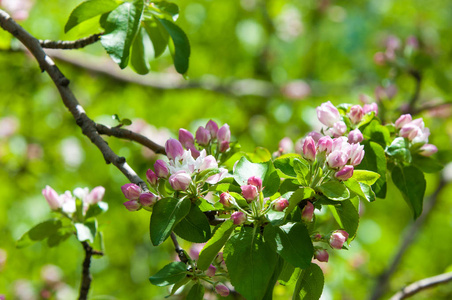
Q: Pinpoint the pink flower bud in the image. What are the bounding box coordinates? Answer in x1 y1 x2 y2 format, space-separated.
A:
146 169 158 186
348 129 363 144
198 155 218 171
349 105 364 124
419 144 438 156
139 192 157 207
313 234 323 241
301 201 314 222
218 124 231 143
215 284 230 297
154 160 169 178
123 200 141 211
318 136 333 153
331 121 347 137
349 143 365 166
335 165 354 181
373 52 386 65
278 137 294 153
399 123 423 141
42 185 61 210
307 131 323 142
241 185 258 202
316 101 341 127
220 192 234 207
169 171 192 191
386 35 401 51
206 264 216 277
206 120 219 139
165 138 184 161
406 35 419 50
231 211 246 225
395 114 412 129
247 176 263 191
121 183 141 200
219 141 230 152
186 143 201 159
330 230 349 249
86 186 105 204
274 198 289 211
363 103 378 115
314 249 329 262
302 136 316 161
196 126 211 146
327 150 349 168
178 128 194 147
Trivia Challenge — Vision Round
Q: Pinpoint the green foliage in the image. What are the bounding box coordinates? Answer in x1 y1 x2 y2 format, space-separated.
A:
173 203 211 243
293 263 324 300
148 261 187 286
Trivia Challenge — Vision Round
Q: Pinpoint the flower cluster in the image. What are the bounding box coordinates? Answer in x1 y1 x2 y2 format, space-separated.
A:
120 120 231 211
42 185 105 216
395 114 437 156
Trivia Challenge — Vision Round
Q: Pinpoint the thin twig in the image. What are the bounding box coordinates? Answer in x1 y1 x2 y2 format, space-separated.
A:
79 241 104 300
171 232 190 264
405 69 422 115
369 177 446 300
389 272 452 300
39 33 102 49
96 123 166 154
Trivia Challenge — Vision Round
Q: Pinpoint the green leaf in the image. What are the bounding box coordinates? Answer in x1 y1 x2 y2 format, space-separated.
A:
65 0 122 33
149 262 187 286
153 1 179 20
266 210 286 226
224 227 278 300
330 199 359 239
293 263 324 300
344 178 375 202
412 154 443 173
386 137 412 163
392 165 426 219
264 223 314 269
274 155 299 178
356 141 387 198
186 283 204 300
361 119 391 148
280 179 301 195
233 156 280 198
316 181 350 201
150 197 191 246
143 20 169 58
156 18 190 74
173 204 211 243
130 27 150 74
286 188 315 216
263 256 284 300
197 220 235 270
16 219 63 248
166 277 190 298
351 170 380 185
293 158 310 186
47 230 72 248
85 201 109 219
248 147 272 163
101 0 144 69
75 220 97 243
278 261 296 285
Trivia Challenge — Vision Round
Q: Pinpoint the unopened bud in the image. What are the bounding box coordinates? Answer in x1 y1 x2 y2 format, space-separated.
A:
301 201 314 222
348 129 363 144
42 185 61 210
219 140 230 152
419 144 438 156
154 160 169 178
335 165 354 181
331 121 347 137
123 200 141 211
86 186 105 205
395 114 412 129
146 169 158 186
247 176 263 191
165 138 184 161
121 183 141 200
349 144 364 166
302 136 316 161
215 284 230 297
206 120 219 139
314 249 329 262
231 211 246 225
169 171 192 191
318 136 333 153
316 101 341 127
139 192 158 207
206 264 216 277
363 103 378 115
349 105 364 124
274 198 289 211
178 128 194 147
241 185 258 202
220 192 234 207
217 124 231 143
196 126 211 146
330 230 349 249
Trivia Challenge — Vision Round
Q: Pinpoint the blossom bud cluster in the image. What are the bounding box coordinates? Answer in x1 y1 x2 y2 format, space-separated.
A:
316 101 377 138
395 114 437 156
240 176 262 203
302 135 364 181
42 185 106 216
121 183 158 211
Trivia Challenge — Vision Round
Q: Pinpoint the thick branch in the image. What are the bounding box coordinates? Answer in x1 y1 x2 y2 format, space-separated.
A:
79 241 103 300
389 272 452 300
0 9 149 190
39 33 102 49
369 177 446 300
96 123 165 154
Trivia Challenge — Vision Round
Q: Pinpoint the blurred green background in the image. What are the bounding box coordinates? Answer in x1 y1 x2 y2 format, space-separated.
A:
1 0 452 299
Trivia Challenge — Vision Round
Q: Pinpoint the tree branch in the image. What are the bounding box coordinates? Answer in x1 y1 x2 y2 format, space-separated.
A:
39 33 102 49
369 177 447 300
389 272 452 300
96 123 165 154
171 232 190 265
0 9 150 191
79 241 103 300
